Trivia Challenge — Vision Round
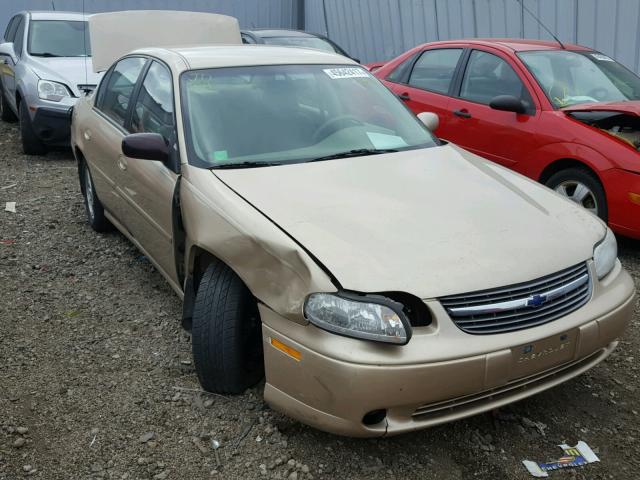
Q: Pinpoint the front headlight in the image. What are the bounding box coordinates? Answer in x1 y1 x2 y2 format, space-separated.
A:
593 228 617 279
38 79 71 102
303 293 411 345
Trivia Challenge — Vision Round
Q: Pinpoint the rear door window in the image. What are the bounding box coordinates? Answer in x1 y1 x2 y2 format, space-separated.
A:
98 57 147 128
407 49 463 94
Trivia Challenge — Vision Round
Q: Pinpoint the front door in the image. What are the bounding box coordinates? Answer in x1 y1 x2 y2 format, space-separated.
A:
118 60 179 283
447 49 541 167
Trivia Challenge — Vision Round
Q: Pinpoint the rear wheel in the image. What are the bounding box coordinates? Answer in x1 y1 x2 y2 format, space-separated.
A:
81 160 112 232
0 86 17 122
19 101 47 155
545 168 607 221
192 262 264 394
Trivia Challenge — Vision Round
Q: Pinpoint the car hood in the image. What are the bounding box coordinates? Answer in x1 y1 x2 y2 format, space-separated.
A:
28 56 101 96
214 145 605 299
562 101 640 115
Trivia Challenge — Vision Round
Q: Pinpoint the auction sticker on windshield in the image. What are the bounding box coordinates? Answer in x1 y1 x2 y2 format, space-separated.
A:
323 67 370 79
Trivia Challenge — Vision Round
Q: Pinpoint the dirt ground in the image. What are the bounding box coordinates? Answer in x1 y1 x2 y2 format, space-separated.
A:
0 118 639 480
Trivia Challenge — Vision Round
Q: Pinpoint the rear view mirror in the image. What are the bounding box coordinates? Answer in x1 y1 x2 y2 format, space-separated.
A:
417 112 439 132
489 95 527 114
122 133 169 162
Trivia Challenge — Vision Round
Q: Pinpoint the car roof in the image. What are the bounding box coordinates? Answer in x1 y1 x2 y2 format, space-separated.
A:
132 45 355 71
28 11 89 21
244 29 317 38
423 38 592 52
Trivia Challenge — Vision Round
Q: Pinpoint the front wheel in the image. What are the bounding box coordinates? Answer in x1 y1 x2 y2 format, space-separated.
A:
545 168 608 221
19 101 47 155
192 262 264 394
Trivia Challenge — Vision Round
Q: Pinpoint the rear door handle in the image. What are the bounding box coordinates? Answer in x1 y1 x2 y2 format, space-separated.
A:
2 58 8 65
398 92 410 101
453 109 472 119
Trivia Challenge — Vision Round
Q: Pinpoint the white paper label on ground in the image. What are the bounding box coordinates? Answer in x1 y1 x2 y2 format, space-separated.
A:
591 53 614 62
323 67 370 79
5 201 16 213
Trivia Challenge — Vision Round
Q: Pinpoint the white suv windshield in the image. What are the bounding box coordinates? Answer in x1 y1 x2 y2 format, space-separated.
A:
181 64 437 168
519 50 640 108
28 20 91 57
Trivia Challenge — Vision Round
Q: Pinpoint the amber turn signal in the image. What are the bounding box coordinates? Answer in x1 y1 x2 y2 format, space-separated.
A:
270 337 301 361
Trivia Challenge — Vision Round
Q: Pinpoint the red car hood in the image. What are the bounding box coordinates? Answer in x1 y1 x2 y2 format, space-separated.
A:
562 101 640 115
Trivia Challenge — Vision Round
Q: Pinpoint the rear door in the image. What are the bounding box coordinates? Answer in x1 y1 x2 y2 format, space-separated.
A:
447 48 541 167
383 47 465 140
83 56 148 222
116 60 180 282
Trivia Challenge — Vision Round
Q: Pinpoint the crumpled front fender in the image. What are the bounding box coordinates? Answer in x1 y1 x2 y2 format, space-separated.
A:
180 165 337 322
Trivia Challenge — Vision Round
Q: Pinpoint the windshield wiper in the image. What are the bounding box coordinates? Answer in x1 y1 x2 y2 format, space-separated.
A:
211 161 283 169
307 148 399 163
30 52 62 57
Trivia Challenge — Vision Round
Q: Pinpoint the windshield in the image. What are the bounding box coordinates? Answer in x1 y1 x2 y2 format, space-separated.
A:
180 64 437 168
262 36 337 53
28 20 91 57
518 50 640 108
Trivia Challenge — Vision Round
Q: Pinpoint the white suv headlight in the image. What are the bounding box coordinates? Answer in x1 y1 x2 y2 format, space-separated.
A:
38 80 71 102
593 228 617 279
304 293 411 345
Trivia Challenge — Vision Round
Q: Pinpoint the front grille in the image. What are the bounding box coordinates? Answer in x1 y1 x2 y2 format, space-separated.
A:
440 262 591 334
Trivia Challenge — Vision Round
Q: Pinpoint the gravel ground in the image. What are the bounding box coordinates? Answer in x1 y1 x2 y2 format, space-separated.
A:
0 118 639 480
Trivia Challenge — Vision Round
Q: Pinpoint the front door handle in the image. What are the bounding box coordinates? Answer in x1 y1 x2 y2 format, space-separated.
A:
398 92 410 101
2 59 8 65
83 129 92 141
453 109 472 119
118 155 127 171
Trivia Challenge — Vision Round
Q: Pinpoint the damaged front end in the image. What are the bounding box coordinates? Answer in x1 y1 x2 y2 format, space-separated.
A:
566 108 640 150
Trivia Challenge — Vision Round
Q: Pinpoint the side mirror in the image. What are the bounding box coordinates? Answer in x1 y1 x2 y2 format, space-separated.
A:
417 112 439 132
122 133 169 162
0 42 16 60
489 95 527 114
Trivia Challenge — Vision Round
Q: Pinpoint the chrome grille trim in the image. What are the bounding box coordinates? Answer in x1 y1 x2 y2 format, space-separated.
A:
440 262 591 334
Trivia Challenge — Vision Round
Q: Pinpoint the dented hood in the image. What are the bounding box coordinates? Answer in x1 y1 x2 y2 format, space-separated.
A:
89 11 241 72
214 145 605 299
562 101 640 115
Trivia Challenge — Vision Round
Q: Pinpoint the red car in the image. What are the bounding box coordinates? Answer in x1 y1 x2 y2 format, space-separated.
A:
374 39 640 239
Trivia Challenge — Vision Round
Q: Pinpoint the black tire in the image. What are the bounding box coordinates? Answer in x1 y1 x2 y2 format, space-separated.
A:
19 101 47 155
80 160 112 232
545 167 608 222
0 86 17 122
192 262 264 394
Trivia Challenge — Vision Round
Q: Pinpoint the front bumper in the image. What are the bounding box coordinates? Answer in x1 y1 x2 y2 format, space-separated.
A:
31 106 73 147
261 261 635 437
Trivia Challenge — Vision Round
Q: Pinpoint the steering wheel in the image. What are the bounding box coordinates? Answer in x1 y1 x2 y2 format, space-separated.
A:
586 87 609 101
313 115 363 143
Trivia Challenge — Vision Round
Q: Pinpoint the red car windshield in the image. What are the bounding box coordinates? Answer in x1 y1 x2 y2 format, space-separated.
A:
518 50 640 108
